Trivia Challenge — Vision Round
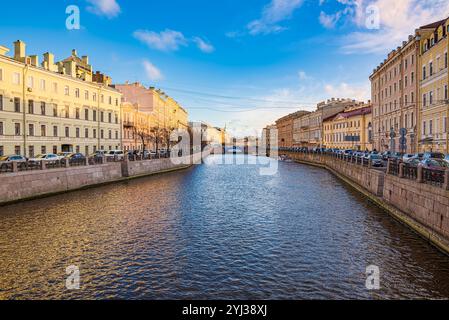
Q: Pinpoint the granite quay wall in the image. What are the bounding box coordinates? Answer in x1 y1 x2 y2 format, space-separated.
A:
283 151 449 254
0 156 194 205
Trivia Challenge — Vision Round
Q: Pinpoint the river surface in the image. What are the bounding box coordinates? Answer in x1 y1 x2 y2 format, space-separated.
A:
1 155 449 300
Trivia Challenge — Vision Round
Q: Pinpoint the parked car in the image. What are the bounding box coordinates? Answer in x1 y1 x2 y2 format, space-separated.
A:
0 155 27 163
420 159 449 170
57 152 73 159
402 154 415 163
29 153 61 163
381 151 392 160
105 150 125 160
444 154 449 165
68 153 86 161
423 152 445 160
368 154 384 167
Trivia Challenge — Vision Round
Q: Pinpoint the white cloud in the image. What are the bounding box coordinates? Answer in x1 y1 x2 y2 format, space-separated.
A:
298 70 308 80
143 60 163 81
86 0 121 19
328 0 449 54
324 82 370 101
193 37 215 53
247 0 304 35
133 29 187 52
319 11 342 29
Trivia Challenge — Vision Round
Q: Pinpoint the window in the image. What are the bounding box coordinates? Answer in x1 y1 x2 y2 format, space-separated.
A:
41 146 46 155
14 123 20 136
0 68 3 81
41 125 46 137
429 91 433 105
445 85 448 100
76 146 80 153
12 72 20 85
108 130 112 139
430 62 433 76
53 146 58 154
41 102 46 115
423 94 427 107
28 100 34 114
65 127 70 138
109 96 112 105
430 120 433 134
85 128 89 138
53 126 58 137
100 112 104 122
65 86 70 96
85 90 89 100
423 66 426 80
53 82 58 93
93 129 97 139
76 128 80 138
100 95 104 103
40 79 46 91
76 108 80 119
423 121 426 135
445 117 448 133
93 93 97 102
108 113 112 123
93 110 97 121
85 108 89 120
14 146 20 155
85 146 89 155
411 72 414 83
0 122 3 135
65 106 70 118
75 88 80 98
28 124 34 136
0 146 3 157
115 131 118 140
101 129 104 139
27 76 34 88
0 94 3 111
445 52 448 69
53 104 58 117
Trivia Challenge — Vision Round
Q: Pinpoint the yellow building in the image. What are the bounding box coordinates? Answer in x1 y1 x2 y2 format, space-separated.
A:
0 40 122 157
323 103 373 151
417 18 449 153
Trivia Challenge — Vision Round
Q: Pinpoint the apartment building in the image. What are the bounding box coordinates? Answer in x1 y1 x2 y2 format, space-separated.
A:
276 110 309 148
323 103 373 151
292 98 358 148
370 35 419 153
417 18 449 153
0 40 122 157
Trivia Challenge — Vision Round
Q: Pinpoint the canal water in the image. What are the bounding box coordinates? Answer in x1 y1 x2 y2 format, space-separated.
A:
1 155 449 300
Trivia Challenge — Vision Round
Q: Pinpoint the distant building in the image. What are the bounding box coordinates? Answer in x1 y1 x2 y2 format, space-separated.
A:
323 102 373 151
276 110 309 148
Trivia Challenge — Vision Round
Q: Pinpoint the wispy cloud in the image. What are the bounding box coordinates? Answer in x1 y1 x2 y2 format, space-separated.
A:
143 60 163 81
321 0 449 54
133 29 187 52
193 37 215 53
86 0 121 19
247 0 304 35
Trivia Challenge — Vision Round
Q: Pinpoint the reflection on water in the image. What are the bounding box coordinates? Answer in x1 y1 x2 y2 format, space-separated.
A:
1 155 449 299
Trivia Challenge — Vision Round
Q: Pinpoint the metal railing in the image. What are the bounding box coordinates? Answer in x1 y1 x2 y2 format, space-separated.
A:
423 168 445 187
403 163 418 180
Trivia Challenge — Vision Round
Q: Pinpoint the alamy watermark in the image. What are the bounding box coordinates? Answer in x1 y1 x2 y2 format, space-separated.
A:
66 265 80 290
365 265 380 290
66 5 80 30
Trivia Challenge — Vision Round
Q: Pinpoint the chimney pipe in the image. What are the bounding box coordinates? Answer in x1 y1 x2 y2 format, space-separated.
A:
13 40 26 62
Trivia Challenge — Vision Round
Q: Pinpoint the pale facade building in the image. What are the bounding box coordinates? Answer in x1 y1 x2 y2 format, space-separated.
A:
417 18 449 153
370 35 419 153
323 103 373 151
0 40 122 157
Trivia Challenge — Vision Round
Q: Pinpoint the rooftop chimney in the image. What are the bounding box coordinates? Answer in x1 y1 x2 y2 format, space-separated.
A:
29 55 39 67
13 40 26 62
72 49 77 56
82 55 89 65
42 52 55 71
0 45 9 56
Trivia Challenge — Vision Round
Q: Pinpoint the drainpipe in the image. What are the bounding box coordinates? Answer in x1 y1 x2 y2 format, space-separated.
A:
22 64 28 157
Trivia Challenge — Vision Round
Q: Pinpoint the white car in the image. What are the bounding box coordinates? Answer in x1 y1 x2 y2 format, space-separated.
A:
29 153 61 163
402 154 415 163
105 150 125 160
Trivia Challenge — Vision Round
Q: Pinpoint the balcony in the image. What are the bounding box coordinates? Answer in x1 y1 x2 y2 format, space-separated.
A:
123 121 135 127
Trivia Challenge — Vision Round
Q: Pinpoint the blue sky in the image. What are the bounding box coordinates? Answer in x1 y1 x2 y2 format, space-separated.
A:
1 0 449 136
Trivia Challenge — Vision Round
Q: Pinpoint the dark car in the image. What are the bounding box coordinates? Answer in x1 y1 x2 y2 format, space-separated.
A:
68 153 86 164
423 152 444 160
420 159 449 170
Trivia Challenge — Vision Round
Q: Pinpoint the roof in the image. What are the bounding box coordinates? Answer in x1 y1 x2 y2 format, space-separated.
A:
323 106 372 122
420 18 447 30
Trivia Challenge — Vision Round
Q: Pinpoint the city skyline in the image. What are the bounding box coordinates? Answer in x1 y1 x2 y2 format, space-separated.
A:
2 0 449 136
